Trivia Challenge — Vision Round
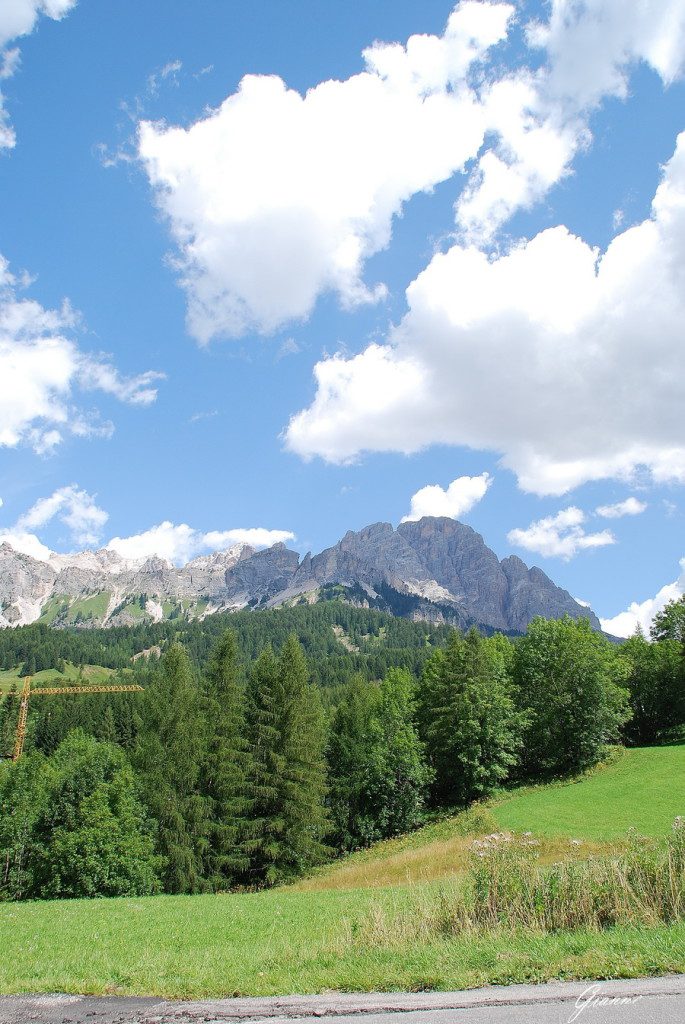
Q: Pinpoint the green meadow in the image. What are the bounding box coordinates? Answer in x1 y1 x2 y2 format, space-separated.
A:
0 663 120 694
0 742 682 997
492 745 685 840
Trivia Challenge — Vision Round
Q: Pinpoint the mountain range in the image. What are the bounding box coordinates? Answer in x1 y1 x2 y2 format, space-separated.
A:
0 517 600 633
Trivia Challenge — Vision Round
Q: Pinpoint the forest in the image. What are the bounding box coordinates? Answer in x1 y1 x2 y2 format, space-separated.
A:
0 602 455 692
0 598 683 901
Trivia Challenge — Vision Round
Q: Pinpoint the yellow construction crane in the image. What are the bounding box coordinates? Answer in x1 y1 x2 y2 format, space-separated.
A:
11 676 143 762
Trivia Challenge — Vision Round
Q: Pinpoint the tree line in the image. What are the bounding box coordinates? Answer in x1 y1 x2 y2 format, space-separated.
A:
0 599 683 902
0 602 454 690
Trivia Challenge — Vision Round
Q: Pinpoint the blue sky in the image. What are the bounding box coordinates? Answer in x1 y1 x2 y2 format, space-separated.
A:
1 0 685 635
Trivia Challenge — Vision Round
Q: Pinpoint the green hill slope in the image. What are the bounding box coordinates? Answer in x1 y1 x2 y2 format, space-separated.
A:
0 662 120 694
0 744 683 997
0 603 453 691
492 745 685 841
295 744 685 891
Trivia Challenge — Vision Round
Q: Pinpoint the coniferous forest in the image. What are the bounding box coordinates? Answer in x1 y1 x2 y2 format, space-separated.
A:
0 598 684 901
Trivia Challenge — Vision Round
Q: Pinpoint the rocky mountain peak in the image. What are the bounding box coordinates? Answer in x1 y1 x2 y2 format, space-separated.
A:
0 518 602 634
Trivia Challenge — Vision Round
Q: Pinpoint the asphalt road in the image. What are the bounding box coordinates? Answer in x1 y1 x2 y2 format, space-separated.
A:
1 977 684 1024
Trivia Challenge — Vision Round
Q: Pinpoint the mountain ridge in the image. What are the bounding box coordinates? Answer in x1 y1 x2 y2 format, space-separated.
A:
0 517 600 633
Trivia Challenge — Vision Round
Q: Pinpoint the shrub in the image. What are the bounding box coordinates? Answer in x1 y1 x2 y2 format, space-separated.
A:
358 819 685 943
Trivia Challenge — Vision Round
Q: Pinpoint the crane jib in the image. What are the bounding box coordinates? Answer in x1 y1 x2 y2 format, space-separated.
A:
10 678 144 762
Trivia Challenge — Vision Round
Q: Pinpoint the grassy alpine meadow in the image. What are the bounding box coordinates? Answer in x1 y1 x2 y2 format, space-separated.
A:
492 745 685 841
0 663 122 694
0 744 683 997
295 745 685 892
1 888 685 997
292 807 612 893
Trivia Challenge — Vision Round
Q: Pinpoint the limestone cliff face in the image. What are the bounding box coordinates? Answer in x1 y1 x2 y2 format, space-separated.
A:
0 544 55 625
397 518 512 630
0 518 601 633
287 517 599 632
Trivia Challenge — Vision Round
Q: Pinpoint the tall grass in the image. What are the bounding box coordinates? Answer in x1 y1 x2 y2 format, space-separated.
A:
357 819 685 945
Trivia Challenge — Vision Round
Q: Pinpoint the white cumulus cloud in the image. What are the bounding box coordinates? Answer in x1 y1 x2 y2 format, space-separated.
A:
458 0 685 241
0 0 76 48
137 2 514 342
601 558 685 638
0 256 163 454
0 483 107 556
595 497 647 519
0 499 294 565
507 507 615 560
402 472 491 522
107 522 295 565
15 485 108 546
0 490 295 565
286 131 685 495
536 0 685 106
0 529 52 561
137 0 685 335
202 527 296 550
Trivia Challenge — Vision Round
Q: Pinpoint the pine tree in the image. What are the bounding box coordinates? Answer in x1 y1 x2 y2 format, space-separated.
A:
418 628 522 807
0 683 18 760
202 630 253 888
246 636 330 885
133 643 209 893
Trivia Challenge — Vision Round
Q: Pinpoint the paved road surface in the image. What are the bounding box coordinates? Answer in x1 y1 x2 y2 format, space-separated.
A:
1 976 684 1024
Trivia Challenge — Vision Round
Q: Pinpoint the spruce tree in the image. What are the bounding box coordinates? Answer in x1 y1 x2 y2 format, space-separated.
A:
133 643 209 893
418 628 522 807
202 630 253 888
246 636 329 885
244 644 280 882
97 705 118 746
0 683 18 760
327 676 381 851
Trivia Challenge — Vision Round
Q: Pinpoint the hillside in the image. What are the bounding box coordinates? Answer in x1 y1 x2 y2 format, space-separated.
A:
492 744 685 840
0 602 455 691
294 745 685 892
0 517 600 634
0 745 682 997
0 662 119 695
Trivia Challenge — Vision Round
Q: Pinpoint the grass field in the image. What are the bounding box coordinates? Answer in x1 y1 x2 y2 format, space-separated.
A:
492 745 685 840
293 809 611 893
36 593 112 625
0 888 684 998
0 663 121 694
296 746 684 892
67 593 111 623
0 743 682 997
